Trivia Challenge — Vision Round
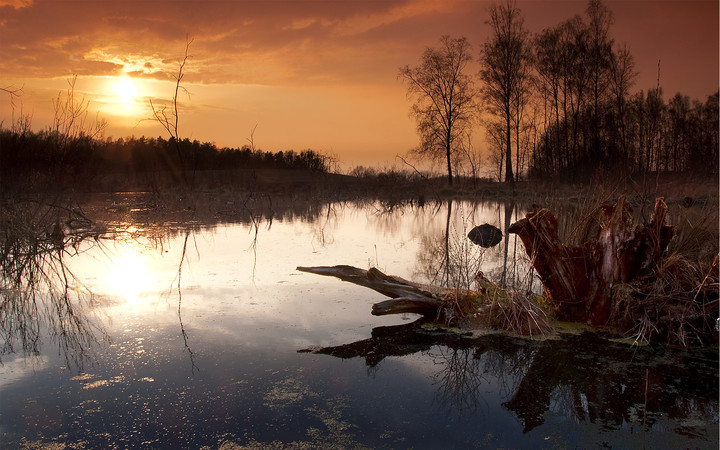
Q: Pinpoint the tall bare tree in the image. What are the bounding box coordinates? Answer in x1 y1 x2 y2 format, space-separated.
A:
399 35 476 185
479 0 532 184
586 0 614 160
150 36 193 169
608 43 637 165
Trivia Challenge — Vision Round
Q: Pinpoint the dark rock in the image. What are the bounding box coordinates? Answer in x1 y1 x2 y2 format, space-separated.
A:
468 224 503 248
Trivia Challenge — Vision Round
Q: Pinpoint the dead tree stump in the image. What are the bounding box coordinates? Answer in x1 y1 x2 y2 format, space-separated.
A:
508 195 676 326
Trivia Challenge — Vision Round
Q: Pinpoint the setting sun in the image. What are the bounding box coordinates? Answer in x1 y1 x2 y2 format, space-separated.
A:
104 75 145 117
113 76 138 103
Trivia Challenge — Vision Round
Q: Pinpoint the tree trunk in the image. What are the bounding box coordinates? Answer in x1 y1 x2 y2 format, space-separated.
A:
446 144 453 185
446 117 453 185
508 195 676 325
505 112 514 184
296 265 447 317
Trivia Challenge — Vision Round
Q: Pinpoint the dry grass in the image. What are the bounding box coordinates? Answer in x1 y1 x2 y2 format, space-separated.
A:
440 276 553 338
488 290 554 337
624 199 718 346
610 253 719 346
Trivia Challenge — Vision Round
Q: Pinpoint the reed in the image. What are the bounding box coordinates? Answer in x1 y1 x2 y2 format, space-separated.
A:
440 275 553 337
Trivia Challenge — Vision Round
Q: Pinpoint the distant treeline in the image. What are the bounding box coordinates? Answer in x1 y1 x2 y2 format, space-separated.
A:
476 0 719 182
528 88 719 180
0 130 331 190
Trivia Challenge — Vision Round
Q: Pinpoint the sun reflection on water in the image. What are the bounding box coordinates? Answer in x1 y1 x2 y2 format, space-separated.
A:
109 250 153 305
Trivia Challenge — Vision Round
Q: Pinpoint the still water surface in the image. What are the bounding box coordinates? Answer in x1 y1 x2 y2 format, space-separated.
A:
1 199 717 448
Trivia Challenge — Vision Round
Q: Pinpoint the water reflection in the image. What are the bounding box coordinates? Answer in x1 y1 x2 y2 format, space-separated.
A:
0 200 109 368
410 199 538 294
302 320 719 437
108 249 153 303
0 198 208 370
1 196 717 448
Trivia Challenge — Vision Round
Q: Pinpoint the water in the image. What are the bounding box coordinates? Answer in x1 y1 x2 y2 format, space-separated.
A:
1 199 717 448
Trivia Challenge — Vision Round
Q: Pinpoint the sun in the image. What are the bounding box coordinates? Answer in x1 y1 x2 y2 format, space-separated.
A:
113 76 139 104
105 75 144 117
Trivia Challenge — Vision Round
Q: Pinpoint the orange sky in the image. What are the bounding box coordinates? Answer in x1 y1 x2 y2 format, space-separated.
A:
0 0 717 169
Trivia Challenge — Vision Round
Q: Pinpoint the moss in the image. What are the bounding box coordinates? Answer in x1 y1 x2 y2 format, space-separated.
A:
554 321 593 335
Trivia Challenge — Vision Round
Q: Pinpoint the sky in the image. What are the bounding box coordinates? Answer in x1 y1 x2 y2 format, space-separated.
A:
0 0 717 170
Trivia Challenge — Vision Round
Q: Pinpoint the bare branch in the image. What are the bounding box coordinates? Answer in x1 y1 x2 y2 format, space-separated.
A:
148 35 194 168
399 35 477 185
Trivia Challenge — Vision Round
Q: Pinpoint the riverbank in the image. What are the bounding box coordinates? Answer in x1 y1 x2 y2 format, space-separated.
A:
5 167 718 208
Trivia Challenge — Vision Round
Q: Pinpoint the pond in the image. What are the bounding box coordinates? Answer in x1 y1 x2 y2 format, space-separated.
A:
1 197 717 448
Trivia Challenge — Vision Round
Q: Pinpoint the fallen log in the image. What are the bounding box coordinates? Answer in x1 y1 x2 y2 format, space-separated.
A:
296 265 446 317
296 265 553 336
508 195 676 326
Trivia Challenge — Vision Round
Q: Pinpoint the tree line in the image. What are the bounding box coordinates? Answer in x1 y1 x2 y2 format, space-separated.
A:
0 129 332 190
400 0 719 184
1 43 334 191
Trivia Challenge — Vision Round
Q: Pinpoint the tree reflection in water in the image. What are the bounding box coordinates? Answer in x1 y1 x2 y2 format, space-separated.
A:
410 199 540 295
0 194 362 372
301 320 718 437
3 196 716 444
0 199 109 368
0 198 202 370
321 198 715 437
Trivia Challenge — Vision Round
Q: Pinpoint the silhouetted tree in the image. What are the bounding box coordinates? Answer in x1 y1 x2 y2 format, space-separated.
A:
531 0 635 178
486 120 506 181
479 0 532 184
399 35 476 185
494 0 717 181
150 36 193 171
685 92 719 175
608 44 637 168
1 84 22 113
533 25 564 177
663 93 690 172
586 0 614 162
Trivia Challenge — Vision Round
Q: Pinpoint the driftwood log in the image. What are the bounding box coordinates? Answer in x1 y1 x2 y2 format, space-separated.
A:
297 265 552 335
296 265 449 317
508 195 676 326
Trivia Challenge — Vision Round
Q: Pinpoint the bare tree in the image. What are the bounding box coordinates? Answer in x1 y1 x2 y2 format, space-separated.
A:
150 36 193 168
0 86 21 95
608 43 637 165
586 0 614 160
399 35 476 185
1 84 22 109
51 75 108 151
2 84 32 136
479 0 532 185
485 119 506 181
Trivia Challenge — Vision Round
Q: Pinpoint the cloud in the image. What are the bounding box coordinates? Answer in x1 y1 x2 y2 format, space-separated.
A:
0 0 462 86
0 0 32 9
331 0 457 36
0 0 716 99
